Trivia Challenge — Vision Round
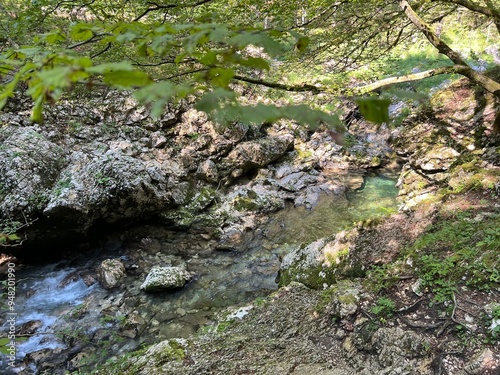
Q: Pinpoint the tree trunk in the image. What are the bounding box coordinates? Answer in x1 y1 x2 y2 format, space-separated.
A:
400 0 500 98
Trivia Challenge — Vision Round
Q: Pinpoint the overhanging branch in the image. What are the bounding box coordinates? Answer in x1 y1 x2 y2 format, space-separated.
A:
232 74 324 94
354 66 456 94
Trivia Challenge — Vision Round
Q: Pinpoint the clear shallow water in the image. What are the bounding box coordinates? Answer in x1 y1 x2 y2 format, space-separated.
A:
263 175 400 246
1 174 399 373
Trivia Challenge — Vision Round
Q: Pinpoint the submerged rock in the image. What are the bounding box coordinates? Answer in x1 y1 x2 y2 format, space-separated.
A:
140 266 193 292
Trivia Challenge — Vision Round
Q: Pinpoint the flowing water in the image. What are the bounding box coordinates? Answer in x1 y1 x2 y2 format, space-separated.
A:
1 174 399 374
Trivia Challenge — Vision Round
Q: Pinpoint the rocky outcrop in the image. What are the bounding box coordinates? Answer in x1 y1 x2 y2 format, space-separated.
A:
221 134 294 181
0 94 313 247
90 281 436 375
279 212 432 289
393 78 500 210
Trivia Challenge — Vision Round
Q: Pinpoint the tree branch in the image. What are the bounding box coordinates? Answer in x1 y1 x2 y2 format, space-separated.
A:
133 0 214 22
354 66 457 94
232 74 323 94
400 0 500 98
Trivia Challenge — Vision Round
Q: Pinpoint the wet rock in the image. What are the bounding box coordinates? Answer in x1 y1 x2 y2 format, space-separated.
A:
139 237 162 254
96 259 126 289
18 320 43 335
119 312 146 339
140 266 193 292
80 271 97 286
25 347 67 373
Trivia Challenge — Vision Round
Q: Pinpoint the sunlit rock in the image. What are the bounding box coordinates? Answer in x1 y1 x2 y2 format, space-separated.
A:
140 266 192 292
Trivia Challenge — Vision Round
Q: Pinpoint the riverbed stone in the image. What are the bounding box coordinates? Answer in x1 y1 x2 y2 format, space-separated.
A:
96 259 126 289
140 266 193 292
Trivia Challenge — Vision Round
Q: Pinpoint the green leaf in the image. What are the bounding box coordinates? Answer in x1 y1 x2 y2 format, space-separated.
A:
206 67 234 88
296 36 310 53
116 31 138 43
137 42 149 57
30 96 44 124
199 51 218 66
238 56 270 70
7 234 21 241
70 23 94 41
43 31 66 44
103 70 153 88
134 82 192 118
229 32 285 56
86 62 134 74
355 97 391 124
388 89 428 102
37 66 72 88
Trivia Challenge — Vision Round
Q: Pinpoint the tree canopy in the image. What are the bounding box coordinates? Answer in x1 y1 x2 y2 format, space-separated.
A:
0 0 499 128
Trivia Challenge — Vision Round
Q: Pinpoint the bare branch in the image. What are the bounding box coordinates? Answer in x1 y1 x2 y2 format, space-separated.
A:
354 66 457 94
232 74 323 94
133 0 214 22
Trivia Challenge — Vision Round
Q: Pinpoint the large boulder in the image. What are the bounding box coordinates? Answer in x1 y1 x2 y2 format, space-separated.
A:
43 150 172 230
140 266 193 292
0 126 67 217
222 135 294 180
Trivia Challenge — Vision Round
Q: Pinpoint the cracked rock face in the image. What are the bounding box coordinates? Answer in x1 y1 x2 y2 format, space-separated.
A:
140 266 193 292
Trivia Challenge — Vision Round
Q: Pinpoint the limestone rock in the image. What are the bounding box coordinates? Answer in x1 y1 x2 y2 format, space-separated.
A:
461 348 500 375
43 150 171 230
412 145 460 172
196 159 219 183
96 259 126 289
140 266 192 292
223 135 294 178
0 126 67 216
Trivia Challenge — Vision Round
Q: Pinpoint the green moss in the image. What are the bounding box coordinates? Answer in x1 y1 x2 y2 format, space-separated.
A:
233 196 260 211
279 264 335 289
296 147 313 159
160 340 186 361
325 247 349 265
338 293 357 305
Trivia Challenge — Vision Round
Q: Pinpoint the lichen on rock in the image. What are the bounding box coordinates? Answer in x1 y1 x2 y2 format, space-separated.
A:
140 266 193 292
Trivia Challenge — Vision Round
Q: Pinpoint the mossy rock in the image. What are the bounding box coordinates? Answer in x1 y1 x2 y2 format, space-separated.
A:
279 230 365 290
